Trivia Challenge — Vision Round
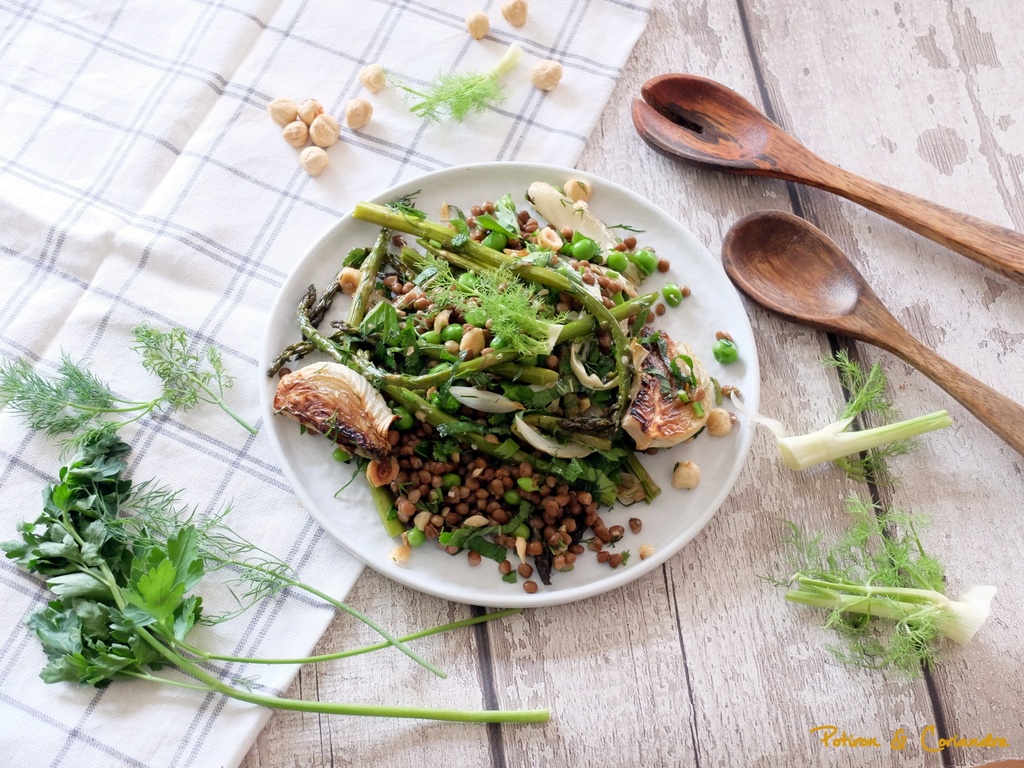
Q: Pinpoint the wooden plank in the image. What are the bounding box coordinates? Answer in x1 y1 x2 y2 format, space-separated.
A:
742 0 1024 763
241 576 495 767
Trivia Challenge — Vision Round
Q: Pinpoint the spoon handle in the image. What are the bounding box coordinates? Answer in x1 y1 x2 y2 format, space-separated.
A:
874 326 1024 456
811 162 1024 284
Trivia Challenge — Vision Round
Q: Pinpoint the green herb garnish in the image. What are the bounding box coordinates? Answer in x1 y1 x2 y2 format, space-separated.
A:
774 497 995 677
391 43 521 124
0 325 257 449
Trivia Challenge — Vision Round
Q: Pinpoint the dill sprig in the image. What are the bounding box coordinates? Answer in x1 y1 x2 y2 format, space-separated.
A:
775 497 994 677
390 43 521 124
824 350 914 483
428 260 566 357
0 325 257 449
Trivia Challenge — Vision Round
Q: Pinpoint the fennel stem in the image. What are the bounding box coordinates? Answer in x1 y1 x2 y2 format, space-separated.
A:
135 623 548 723
176 608 521 665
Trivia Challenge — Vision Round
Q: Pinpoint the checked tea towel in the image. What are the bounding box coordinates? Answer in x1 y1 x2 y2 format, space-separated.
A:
0 0 651 766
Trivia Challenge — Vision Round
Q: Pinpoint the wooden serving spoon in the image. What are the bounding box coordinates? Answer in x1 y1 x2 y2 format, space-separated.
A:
721 210 1024 457
633 74 1024 285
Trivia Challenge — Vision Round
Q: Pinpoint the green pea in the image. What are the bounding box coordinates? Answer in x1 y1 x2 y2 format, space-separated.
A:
513 524 531 540
332 447 351 462
630 248 659 275
421 330 442 344
464 308 488 327
517 476 538 492
392 407 414 430
571 238 596 261
441 324 463 342
491 335 509 349
442 473 461 489
481 231 507 251
457 272 477 290
502 489 521 506
662 283 684 307
407 527 426 548
713 338 739 365
606 251 629 273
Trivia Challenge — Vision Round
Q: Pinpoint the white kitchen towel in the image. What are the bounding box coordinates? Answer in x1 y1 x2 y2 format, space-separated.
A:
0 0 651 766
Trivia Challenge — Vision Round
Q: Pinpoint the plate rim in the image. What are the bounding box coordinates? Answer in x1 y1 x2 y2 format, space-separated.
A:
258 160 760 608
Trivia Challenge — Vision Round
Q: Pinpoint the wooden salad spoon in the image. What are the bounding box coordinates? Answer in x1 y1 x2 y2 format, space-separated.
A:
721 210 1024 457
632 74 1024 285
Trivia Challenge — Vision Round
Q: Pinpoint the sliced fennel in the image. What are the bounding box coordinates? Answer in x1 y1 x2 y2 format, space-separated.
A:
570 340 619 390
449 386 524 413
776 497 995 676
526 181 616 250
732 351 952 482
512 413 594 458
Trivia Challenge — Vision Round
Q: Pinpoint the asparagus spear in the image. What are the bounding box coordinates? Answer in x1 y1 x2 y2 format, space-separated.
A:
348 229 390 326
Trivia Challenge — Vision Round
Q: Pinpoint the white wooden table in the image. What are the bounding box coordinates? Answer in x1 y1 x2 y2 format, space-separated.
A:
243 2 1024 766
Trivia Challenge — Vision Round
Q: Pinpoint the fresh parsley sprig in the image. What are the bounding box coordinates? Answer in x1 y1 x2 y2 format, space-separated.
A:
1 434 546 722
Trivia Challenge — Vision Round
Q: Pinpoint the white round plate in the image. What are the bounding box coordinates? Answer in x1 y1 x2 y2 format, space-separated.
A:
259 162 759 608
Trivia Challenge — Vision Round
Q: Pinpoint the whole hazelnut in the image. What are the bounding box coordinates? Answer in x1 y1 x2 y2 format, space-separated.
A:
530 60 563 91
359 63 387 93
300 146 329 176
466 10 489 39
268 97 298 126
564 178 591 203
671 461 701 490
344 98 373 130
297 98 324 126
281 120 308 147
706 408 733 437
309 113 340 147
501 0 527 26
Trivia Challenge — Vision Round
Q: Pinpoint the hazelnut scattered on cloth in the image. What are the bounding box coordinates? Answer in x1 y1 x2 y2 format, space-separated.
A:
345 98 373 130
465 11 489 39
309 113 340 147
299 146 329 176
359 63 386 93
531 60 563 91
269 96 353 175
501 0 527 26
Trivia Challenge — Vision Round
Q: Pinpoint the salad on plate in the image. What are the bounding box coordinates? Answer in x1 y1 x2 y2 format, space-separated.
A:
263 168 752 602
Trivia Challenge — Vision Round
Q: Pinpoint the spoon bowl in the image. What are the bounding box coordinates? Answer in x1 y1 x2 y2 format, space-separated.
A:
635 74 1024 284
634 74 796 176
721 211 864 326
721 211 1024 457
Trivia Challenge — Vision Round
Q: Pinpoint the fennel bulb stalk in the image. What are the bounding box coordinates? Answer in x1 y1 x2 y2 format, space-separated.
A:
774 410 953 471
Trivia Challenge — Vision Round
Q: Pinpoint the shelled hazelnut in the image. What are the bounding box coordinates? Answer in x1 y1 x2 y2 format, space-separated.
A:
530 60 563 91
466 11 489 39
300 146 329 176
345 98 373 130
501 0 527 26
309 113 340 147
359 63 387 93
281 120 308 147
297 98 324 125
268 97 298 126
